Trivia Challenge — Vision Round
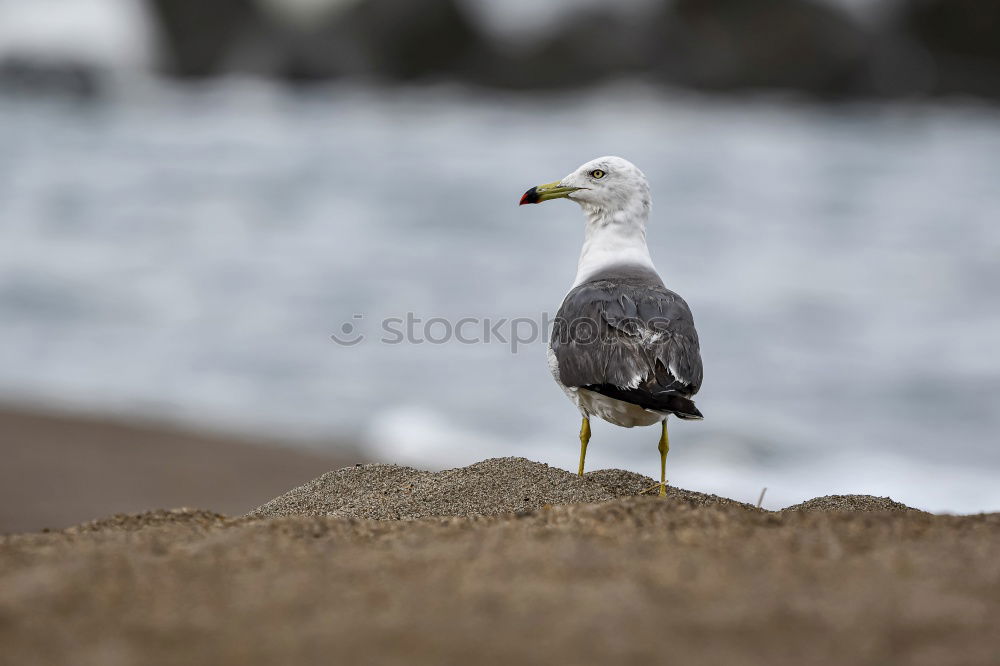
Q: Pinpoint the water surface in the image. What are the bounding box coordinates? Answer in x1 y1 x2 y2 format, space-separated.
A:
2 82 999 512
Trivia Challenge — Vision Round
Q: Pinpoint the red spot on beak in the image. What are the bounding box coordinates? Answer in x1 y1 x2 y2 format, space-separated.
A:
519 186 539 205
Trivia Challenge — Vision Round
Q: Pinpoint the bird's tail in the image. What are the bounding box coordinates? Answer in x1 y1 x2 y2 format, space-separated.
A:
582 384 704 420
658 394 704 420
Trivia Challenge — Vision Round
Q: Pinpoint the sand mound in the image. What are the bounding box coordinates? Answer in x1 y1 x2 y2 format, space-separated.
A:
5 496 997 666
783 494 921 512
246 456 759 520
67 508 229 533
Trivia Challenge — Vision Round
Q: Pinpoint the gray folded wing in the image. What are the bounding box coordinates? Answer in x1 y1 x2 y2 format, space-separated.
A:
550 276 703 416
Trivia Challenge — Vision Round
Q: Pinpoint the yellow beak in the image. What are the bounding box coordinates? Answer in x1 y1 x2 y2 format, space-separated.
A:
519 180 582 205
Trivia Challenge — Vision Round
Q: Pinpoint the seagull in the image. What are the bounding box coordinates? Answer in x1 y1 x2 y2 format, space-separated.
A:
520 156 703 496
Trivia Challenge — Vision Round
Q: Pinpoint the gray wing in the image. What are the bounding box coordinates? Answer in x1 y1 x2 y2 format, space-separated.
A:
550 277 703 418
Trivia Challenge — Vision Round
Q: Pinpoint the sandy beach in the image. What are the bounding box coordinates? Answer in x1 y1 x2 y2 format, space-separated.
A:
0 405 353 534
2 431 999 665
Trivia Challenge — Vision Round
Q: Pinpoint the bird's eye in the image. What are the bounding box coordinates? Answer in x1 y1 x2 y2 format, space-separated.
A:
590 169 606 179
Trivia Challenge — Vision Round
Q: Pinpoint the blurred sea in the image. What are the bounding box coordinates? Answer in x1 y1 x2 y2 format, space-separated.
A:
2 81 999 512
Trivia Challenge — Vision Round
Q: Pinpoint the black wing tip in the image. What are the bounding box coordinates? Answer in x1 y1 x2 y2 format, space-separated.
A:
582 384 704 420
663 396 703 420
674 407 704 421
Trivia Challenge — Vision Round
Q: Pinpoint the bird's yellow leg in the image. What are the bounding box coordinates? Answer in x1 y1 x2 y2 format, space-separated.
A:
658 419 670 497
578 416 591 477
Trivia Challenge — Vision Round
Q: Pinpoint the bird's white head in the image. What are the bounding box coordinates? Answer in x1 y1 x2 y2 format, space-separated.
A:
521 156 658 287
519 156 651 218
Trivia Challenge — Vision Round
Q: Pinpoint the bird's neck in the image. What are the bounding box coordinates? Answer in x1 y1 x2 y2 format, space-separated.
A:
572 203 656 288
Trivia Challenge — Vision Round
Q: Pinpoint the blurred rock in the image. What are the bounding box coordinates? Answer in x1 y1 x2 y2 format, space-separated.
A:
142 0 1000 102
646 0 871 97
479 11 645 90
897 0 1000 98
0 58 105 99
340 0 482 81
147 0 483 82
147 0 262 77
